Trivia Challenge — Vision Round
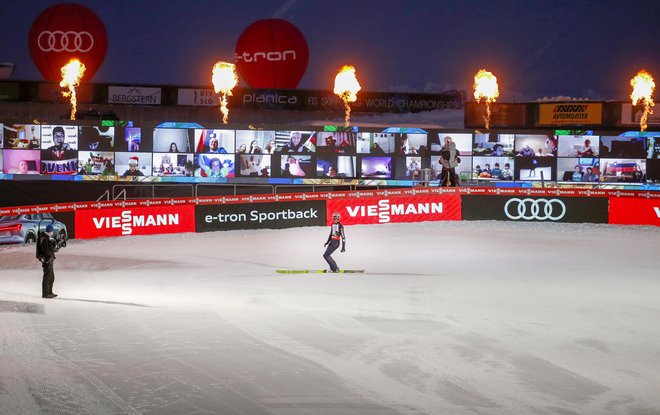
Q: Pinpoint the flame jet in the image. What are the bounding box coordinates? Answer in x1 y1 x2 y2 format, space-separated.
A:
212 61 239 124
630 70 655 132
333 65 361 127
60 59 86 120
473 69 500 130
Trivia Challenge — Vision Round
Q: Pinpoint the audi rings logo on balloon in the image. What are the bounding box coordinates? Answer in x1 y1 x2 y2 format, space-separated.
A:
504 198 567 221
37 31 94 52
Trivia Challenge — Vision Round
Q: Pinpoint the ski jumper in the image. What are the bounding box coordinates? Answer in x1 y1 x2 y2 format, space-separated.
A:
323 222 345 272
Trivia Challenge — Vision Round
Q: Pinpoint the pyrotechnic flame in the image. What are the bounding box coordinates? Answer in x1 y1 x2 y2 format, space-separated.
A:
473 69 500 130
59 59 86 120
212 61 238 124
333 65 361 126
630 69 655 132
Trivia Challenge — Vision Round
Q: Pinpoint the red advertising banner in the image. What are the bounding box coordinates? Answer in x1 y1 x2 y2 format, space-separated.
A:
3 188 660 234
75 205 196 239
608 197 660 226
326 194 461 225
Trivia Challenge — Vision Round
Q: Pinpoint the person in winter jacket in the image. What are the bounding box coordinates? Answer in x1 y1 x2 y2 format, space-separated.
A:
281 131 309 153
439 137 461 187
323 213 346 272
37 224 60 298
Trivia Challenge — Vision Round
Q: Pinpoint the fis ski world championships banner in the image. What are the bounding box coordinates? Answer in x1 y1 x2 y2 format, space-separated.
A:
326 194 461 225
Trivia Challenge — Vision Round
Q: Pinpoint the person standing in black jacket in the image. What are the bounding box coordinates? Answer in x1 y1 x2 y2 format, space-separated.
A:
37 224 58 298
323 212 346 272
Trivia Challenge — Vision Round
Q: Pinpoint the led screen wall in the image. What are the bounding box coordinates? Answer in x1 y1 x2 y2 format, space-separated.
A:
1 122 658 184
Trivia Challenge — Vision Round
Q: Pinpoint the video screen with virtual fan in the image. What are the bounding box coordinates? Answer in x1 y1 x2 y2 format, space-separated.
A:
153 128 194 153
317 155 356 178
1 120 659 185
3 124 41 149
360 156 392 179
600 136 646 158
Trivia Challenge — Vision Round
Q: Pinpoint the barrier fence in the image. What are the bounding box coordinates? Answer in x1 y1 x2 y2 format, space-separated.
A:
1 187 658 242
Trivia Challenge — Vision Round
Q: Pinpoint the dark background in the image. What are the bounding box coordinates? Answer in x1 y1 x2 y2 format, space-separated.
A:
2 1 659 100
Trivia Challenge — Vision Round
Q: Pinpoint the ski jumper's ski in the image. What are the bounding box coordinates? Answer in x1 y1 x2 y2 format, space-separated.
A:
276 269 365 274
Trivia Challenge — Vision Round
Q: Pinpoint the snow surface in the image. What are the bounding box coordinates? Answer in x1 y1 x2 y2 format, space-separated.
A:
1 220 659 415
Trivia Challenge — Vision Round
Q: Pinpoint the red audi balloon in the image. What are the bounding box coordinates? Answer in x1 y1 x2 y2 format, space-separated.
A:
235 19 309 89
28 3 108 81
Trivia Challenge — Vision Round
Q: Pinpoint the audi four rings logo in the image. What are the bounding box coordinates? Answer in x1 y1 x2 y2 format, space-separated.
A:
504 198 567 221
37 31 94 52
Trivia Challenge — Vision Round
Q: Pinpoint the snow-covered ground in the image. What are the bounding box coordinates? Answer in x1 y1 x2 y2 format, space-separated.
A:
1 220 659 415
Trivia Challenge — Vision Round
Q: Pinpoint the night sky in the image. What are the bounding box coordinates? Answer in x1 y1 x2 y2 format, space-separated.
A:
1 0 659 101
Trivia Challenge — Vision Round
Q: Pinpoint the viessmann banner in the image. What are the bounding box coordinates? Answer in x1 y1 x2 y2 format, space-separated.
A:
195 200 326 231
326 194 461 225
609 197 660 226
75 205 196 238
461 195 609 223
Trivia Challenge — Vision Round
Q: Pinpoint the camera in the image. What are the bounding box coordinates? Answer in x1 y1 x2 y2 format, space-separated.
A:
52 233 67 251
